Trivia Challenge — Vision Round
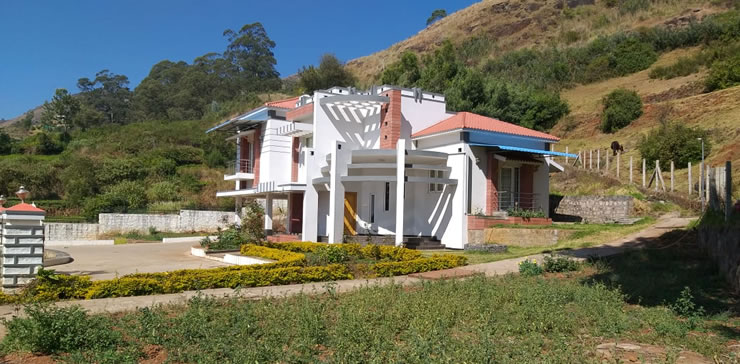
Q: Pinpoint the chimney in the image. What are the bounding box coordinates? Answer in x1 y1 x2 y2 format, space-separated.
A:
380 89 402 149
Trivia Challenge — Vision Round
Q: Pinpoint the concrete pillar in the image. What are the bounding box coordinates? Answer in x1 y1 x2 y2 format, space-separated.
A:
395 138 406 246
328 141 349 244
264 194 273 235
1 203 45 290
302 148 318 242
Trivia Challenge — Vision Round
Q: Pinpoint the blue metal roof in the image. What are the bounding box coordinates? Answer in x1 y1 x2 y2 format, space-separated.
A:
469 143 577 158
206 107 270 133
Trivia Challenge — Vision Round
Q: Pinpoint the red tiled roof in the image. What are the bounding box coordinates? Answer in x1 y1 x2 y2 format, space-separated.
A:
286 103 313 121
264 96 300 109
411 112 560 141
5 203 45 213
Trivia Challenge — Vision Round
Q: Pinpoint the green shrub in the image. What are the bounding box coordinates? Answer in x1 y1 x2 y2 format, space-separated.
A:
242 200 266 244
518 259 543 276
146 181 180 202
649 56 703 79
23 269 92 301
1 304 120 355
96 158 145 186
315 244 351 264
705 54 740 91
638 122 709 170
506 207 546 218
148 157 177 177
203 225 245 251
543 255 581 273
372 255 467 277
600 88 643 133
619 0 650 14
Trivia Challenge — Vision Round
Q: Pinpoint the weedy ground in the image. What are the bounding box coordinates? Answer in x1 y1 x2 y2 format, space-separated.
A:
1 228 737 363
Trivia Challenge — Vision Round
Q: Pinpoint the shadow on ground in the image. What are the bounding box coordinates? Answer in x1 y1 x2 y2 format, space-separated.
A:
572 228 739 317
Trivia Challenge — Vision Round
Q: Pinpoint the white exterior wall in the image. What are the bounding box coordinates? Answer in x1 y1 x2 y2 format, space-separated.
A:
259 119 293 185
399 92 450 135
469 146 488 215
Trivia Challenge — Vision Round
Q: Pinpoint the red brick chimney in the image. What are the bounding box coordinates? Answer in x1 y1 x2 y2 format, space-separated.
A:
380 89 402 149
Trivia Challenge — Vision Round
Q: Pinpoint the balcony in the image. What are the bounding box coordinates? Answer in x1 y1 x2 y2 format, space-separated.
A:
277 122 312 137
496 192 544 212
224 159 254 181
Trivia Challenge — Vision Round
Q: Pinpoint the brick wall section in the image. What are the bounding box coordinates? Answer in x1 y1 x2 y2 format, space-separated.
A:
252 124 262 186
380 90 402 149
291 137 299 182
486 153 499 215
520 165 534 209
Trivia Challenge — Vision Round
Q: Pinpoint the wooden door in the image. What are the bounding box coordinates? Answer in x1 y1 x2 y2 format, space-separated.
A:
344 192 358 236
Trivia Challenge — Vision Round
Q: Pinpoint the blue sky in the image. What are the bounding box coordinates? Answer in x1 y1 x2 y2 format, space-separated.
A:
0 0 477 120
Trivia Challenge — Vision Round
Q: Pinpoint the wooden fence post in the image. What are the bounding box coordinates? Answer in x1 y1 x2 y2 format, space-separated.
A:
606 151 609 174
642 159 646 187
688 162 692 195
597 149 600 170
565 146 569 163
629 156 633 184
617 152 620 179
589 150 593 169
670 161 674 192
655 160 660 191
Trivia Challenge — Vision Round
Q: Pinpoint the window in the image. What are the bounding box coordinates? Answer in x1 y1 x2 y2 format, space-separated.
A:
429 170 444 192
304 136 313 148
384 182 390 211
369 194 375 223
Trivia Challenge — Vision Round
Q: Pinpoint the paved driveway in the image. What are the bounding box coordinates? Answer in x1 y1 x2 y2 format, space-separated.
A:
51 242 229 280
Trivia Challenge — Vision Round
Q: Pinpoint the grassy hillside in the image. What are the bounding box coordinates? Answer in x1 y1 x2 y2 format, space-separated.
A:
347 0 729 83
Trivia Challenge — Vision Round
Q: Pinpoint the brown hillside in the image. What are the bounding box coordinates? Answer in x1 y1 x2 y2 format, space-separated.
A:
346 0 724 84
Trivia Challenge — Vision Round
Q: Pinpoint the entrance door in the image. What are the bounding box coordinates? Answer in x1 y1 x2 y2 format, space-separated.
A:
499 167 520 210
344 192 358 236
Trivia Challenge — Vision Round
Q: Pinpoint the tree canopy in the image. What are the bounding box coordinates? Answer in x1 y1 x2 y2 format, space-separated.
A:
298 54 356 93
426 9 447 26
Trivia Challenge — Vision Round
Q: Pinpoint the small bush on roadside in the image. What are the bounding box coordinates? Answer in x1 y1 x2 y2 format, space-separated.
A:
600 88 643 133
518 259 544 276
671 286 706 330
543 255 581 273
203 225 244 251
1 304 120 355
23 269 92 301
240 245 307 266
372 255 468 277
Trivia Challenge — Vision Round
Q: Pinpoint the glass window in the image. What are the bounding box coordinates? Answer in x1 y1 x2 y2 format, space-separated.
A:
384 182 390 211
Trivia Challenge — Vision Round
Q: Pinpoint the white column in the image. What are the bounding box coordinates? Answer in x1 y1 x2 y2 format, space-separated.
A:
302 148 318 242
2 207 45 289
395 138 406 247
264 194 273 234
328 141 349 244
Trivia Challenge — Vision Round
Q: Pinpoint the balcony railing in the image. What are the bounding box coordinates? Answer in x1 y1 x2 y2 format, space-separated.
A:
496 191 543 212
232 159 253 174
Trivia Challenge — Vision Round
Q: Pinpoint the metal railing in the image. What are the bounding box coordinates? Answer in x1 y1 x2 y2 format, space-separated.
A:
232 159 253 174
496 191 542 211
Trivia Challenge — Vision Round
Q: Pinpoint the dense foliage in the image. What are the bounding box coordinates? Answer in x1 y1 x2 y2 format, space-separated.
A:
426 9 447 26
638 122 709 170
297 54 356 93
600 88 643 133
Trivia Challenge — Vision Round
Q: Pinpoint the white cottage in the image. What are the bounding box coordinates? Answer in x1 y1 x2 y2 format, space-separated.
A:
208 85 574 249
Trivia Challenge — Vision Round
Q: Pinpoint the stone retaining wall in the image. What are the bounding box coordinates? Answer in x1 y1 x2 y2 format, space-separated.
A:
698 226 740 292
45 210 236 241
550 195 633 223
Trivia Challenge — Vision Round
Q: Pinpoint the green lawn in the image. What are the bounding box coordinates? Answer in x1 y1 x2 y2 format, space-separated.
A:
2 231 737 363
424 217 659 265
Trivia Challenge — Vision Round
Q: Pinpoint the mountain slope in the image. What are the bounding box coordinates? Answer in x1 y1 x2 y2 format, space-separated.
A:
346 0 725 84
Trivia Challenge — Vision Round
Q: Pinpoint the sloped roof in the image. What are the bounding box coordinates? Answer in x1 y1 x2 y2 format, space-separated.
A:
264 96 300 109
4 203 45 213
411 112 560 141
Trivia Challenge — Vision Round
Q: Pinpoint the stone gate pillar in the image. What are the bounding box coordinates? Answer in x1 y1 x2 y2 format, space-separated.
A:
1 200 45 290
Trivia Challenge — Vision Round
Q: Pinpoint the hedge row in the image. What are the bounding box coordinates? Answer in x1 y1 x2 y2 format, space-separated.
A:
7 264 353 303
372 255 468 277
239 245 306 266
263 241 423 262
